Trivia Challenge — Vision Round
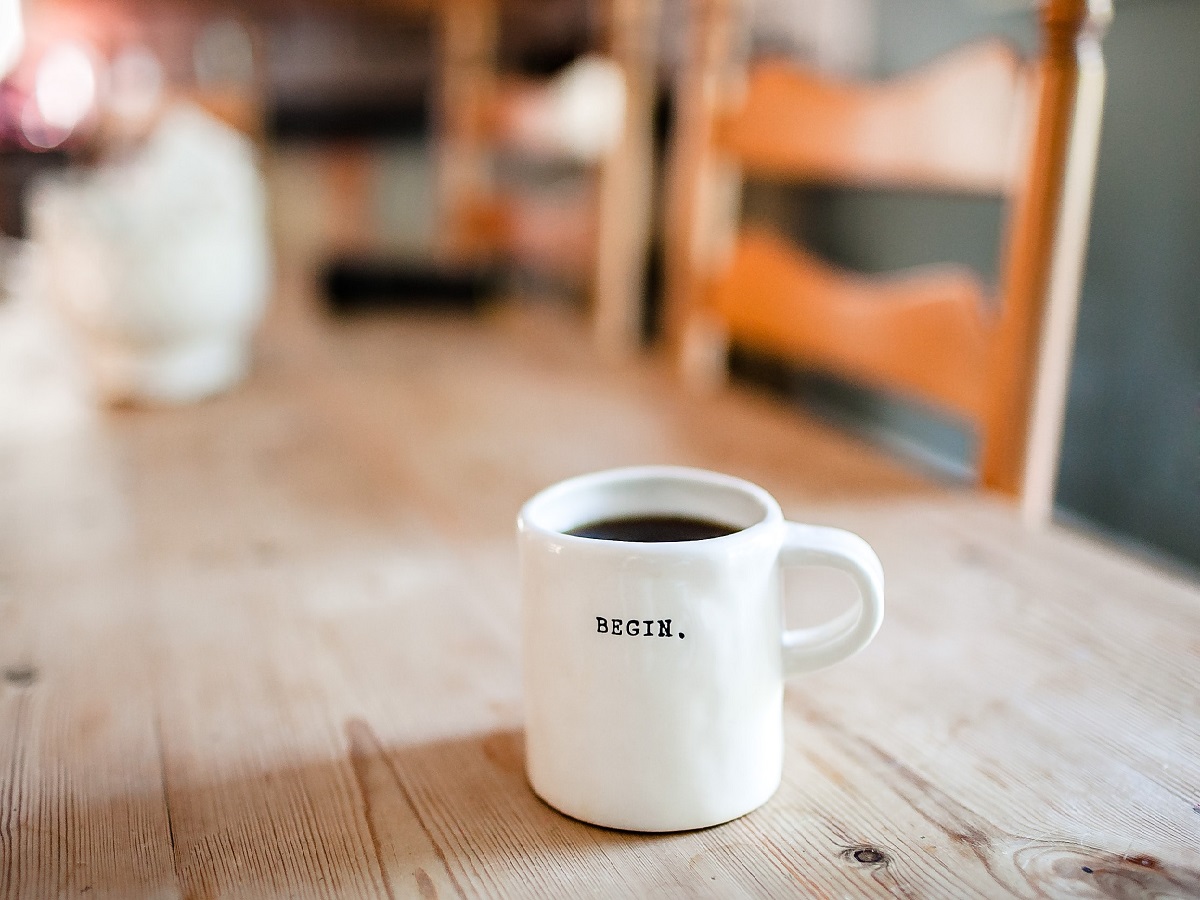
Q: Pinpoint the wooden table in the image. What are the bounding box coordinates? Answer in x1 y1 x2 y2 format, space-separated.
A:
2 279 1198 898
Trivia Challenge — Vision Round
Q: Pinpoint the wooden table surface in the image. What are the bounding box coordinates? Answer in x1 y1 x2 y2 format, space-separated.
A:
2 276 1198 899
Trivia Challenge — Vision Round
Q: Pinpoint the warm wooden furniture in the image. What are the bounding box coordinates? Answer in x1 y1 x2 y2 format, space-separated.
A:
3 262 1199 896
437 0 661 355
664 0 1111 523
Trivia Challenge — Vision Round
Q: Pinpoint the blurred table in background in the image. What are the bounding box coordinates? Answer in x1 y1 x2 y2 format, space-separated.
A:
1 253 1198 896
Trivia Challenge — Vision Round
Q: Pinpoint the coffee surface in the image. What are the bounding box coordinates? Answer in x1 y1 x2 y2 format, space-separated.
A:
566 514 739 542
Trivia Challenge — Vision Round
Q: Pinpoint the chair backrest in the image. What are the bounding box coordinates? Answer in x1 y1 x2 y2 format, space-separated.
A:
436 0 662 356
664 0 1111 523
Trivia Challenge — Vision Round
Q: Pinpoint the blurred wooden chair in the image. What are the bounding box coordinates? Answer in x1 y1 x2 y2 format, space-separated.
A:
437 0 662 355
663 0 1110 523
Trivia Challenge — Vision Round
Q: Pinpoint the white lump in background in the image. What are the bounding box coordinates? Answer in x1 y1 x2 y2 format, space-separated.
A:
549 54 626 162
31 103 272 404
508 54 626 163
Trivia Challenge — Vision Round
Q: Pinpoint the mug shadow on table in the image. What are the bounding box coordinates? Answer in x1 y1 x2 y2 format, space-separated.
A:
337 719 722 898
140 720 760 899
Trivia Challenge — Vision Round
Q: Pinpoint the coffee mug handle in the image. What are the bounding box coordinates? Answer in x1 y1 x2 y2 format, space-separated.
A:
779 522 885 676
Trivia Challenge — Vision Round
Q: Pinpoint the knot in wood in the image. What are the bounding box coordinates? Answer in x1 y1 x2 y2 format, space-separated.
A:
3 665 37 687
852 847 887 866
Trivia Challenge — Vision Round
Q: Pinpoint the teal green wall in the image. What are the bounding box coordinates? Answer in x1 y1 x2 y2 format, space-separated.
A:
1055 0 1200 569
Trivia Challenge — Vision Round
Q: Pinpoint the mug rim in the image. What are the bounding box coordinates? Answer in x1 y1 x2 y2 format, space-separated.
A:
518 465 783 550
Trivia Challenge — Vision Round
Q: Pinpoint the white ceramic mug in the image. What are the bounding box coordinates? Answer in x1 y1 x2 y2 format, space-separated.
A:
518 466 884 832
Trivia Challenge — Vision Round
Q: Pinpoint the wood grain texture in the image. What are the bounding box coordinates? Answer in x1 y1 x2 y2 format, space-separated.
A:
716 41 1028 193
3 253 1198 894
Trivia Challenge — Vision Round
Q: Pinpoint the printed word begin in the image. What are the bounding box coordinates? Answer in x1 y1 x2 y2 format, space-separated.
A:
596 618 684 639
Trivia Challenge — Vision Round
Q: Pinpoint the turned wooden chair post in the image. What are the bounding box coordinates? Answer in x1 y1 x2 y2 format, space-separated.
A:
987 0 1113 522
662 0 744 386
435 0 501 264
591 0 663 356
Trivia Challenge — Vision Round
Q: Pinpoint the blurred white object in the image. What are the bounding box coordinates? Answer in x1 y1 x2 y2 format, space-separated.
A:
511 54 626 162
35 41 98 131
0 0 22 79
551 54 626 161
31 103 272 404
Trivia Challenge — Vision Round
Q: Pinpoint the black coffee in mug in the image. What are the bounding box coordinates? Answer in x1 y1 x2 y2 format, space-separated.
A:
566 515 739 543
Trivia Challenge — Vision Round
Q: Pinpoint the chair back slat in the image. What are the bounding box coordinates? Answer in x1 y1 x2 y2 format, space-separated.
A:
709 230 992 418
716 42 1029 193
460 193 598 274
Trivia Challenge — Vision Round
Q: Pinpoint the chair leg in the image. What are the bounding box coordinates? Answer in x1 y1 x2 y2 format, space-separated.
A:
324 144 375 256
435 0 499 264
678 311 731 390
662 0 745 382
591 0 662 358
